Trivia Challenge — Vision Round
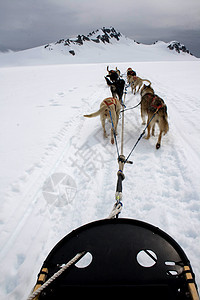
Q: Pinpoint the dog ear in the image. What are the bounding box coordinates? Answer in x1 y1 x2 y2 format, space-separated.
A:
116 67 120 76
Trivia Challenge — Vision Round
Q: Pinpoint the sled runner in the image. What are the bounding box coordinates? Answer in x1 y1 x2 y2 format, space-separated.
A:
31 218 198 300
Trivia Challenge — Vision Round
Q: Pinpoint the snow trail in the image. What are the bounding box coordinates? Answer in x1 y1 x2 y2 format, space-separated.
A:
0 62 199 299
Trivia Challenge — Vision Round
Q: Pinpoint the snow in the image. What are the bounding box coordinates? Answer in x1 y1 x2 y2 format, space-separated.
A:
0 33 198 68
0 48 200 299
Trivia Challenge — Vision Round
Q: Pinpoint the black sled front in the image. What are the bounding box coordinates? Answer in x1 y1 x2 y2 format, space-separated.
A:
31 218 198 300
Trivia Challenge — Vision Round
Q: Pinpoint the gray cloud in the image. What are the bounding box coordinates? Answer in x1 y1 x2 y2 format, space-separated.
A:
0 0 200 56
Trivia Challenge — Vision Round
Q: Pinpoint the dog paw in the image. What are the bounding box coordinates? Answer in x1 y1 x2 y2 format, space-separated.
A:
111 138 114 144
142 121 146 125
156 143 161 149
145 136 150 140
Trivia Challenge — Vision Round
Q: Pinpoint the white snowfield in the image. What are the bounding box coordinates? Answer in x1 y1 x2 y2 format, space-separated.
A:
0 44 200 299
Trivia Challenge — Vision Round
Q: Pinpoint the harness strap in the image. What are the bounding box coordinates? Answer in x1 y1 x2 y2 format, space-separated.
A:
146 94 163 110
152 104 163 111
151 97 163 110
104 98 117 107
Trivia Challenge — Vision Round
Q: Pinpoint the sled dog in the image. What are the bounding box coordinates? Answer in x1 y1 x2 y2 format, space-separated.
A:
140 84 169 149
84 97 121 144
131 76 151 94
105 76 125 102
105 66 125 102
126 68 136 85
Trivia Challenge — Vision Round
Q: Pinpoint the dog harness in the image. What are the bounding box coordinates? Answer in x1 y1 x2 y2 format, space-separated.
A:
103 98 117 107
145 93 163 111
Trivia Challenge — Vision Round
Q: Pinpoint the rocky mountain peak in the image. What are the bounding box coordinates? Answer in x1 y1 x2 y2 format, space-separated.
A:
44 27 195 59
46 27 121 47
87 27 121 43
167 41 193 56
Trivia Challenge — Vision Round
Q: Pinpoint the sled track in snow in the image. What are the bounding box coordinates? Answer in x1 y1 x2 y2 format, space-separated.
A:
0 62 199 299
0 114 80 261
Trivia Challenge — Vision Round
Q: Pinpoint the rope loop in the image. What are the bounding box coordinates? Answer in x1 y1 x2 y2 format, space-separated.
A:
107 200 123 219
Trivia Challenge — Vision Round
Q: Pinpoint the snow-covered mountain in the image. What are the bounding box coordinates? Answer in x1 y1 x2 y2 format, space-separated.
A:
167 41 193 55
0 27 198 67
45 27 194 57
45 27 124 54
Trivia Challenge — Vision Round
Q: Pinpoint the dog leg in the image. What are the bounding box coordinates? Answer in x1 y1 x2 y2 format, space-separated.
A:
137 82 142 93
111 119 117 144
152 123 155 136
112 91 117 99
141 111 146 125
145 130 151 140
110 112 117 144
131 83 134 93
145 117 151 139
156 131 163 149
100 115 108 138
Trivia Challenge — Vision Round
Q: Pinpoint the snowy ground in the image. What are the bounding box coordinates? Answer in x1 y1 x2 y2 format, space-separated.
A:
0 61 200 299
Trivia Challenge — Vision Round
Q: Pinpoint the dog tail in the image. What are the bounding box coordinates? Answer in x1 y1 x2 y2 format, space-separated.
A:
161 106 169 134
142 79 151 85
84 107 105 118
163 116 169 135
105 76 112 86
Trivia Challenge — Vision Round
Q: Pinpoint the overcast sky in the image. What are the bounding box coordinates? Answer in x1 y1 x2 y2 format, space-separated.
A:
0 0 200 57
